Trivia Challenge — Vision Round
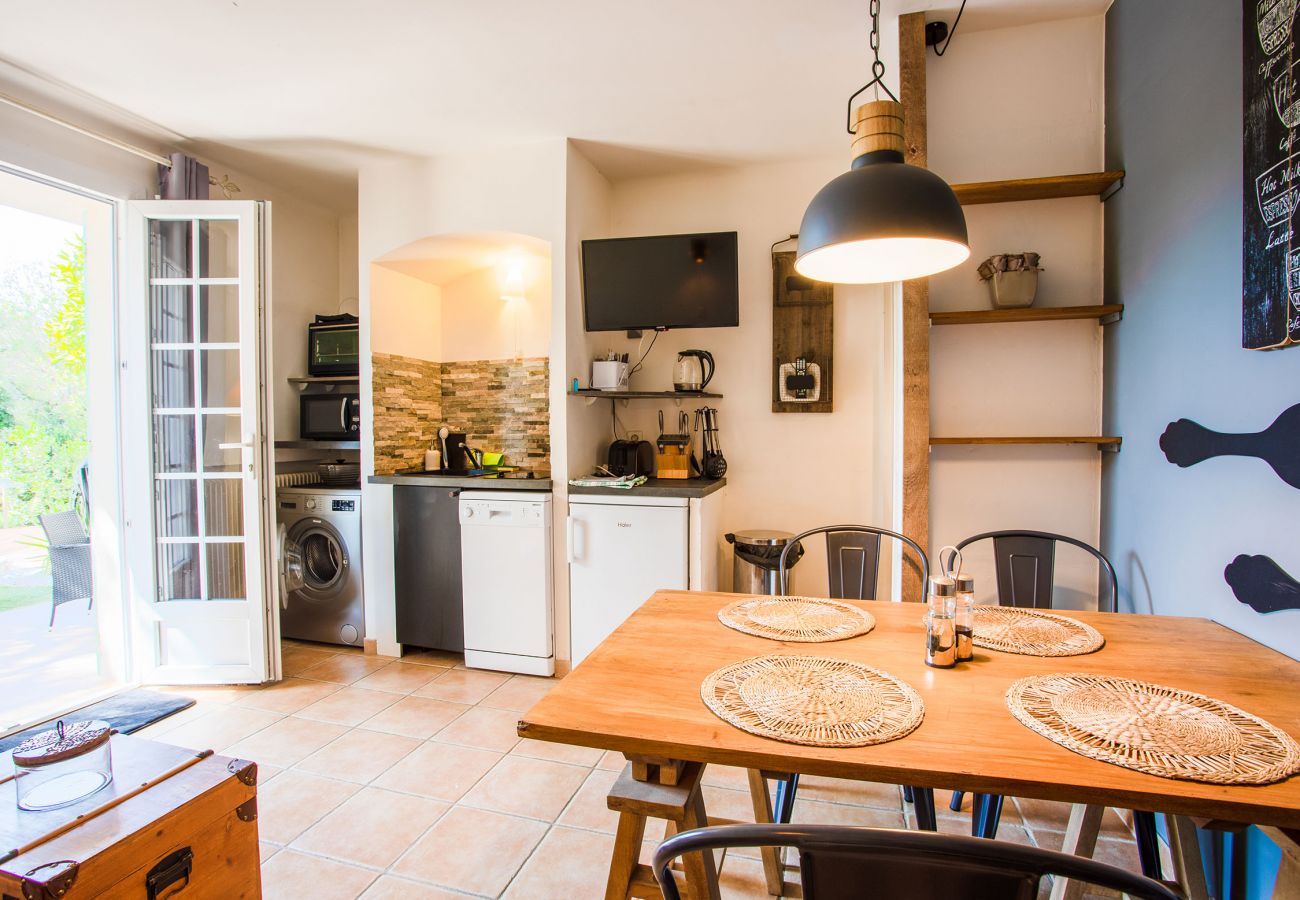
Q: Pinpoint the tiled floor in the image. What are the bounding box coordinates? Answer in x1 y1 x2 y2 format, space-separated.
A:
137 641 1144 899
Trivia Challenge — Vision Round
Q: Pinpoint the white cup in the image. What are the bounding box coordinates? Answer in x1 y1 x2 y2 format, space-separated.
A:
591 360 629 391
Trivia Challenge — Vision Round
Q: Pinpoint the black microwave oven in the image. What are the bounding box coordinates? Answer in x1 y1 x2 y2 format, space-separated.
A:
300 392 361 440
308 316 359 377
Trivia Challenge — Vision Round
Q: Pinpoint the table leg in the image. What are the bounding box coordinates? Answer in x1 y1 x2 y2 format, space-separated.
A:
746 769 785 896
1168 815 1211 900
606 809 648 900
1048 804 1103 900
1260 826 1300 900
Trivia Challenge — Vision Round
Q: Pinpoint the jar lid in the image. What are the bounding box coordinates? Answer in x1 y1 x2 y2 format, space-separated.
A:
730 529 795 546
928 576 956 597
955 573 975 592
13 720 112 768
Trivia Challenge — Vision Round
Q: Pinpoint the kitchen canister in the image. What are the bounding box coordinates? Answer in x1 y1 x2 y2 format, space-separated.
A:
926 578 957 669
12 719 114 811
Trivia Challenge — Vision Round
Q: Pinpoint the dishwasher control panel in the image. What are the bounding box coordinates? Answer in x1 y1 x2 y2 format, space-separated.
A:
459 494 549 527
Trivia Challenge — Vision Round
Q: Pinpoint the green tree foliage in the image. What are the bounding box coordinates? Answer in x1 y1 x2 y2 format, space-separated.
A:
0 233 88 526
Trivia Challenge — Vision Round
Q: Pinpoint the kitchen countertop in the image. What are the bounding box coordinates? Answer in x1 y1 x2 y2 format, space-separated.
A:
569 477 726 499
369 470 553 490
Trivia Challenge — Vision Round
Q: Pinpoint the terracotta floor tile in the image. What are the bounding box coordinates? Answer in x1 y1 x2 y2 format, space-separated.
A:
479 674 555 712
372 741 503 802
502 824 616 898
556 767 665 840
257 770 360 844
234 677 341 714
258 841 279 864
702 764 754 791
1015 798 1133 840
400 649 462 667
293 786 448 868
361 695 470 739
597 749 625 771
279 645 340 677
223 716 348 768
293 686 401 727
460 755 588 821
510 736 604 767
298 654 393 685
295 727 421 783
353 662 442 694
260 848 376 900
414 667 510 704
432 705 522 752
359 876 467 899
795 775 905 810
391 806 547 896
791 796 906 828
156 682 258 704
153 705 282 753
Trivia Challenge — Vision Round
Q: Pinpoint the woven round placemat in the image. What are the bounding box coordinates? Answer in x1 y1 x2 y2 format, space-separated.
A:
972 605 1104 657
1006 673 1300 785
701 655 924 747
718 596 875 642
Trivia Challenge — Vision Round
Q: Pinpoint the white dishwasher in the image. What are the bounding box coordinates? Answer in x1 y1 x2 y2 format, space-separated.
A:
459 491 554 676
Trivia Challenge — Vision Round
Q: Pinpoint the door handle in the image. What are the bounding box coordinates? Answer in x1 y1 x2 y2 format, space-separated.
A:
340 397 349 432
219 431 255 451
566 516 576 564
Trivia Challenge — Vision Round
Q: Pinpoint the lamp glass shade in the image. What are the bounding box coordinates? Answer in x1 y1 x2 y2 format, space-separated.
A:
796 151 970 284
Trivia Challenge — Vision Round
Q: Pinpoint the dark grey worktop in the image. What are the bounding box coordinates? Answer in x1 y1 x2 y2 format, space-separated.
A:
568 477 726 499
369 471 553 490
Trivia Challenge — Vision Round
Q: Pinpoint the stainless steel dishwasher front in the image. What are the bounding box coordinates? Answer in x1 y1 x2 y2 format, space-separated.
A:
393 485 464 652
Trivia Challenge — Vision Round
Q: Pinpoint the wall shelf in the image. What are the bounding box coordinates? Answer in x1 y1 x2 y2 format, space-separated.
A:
274 440 361 450
931 436 1122 451
930 304 1124 326
289 375 359 393
951 171 1125 205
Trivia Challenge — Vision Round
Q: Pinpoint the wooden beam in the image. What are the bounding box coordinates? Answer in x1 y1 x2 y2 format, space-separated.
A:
952 171 1125 205
899 11 929 603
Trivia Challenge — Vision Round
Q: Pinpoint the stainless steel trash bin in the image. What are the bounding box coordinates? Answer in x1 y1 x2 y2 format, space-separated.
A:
726 530 803 595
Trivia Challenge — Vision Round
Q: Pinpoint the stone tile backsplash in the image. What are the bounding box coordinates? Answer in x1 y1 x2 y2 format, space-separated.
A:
371 353 549 476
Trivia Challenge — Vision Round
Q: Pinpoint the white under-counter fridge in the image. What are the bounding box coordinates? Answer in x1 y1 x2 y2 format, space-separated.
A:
567 490 723 666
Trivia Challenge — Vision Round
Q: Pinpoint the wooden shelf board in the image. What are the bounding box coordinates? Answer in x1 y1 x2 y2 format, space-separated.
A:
274 440 361 450
930 304 1123 326
570 389 723 400
931 436 1122 450
951 171 1125 205
288 375 359 384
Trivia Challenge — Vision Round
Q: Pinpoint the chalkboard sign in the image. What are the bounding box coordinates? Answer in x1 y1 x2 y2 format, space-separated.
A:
1245 0 1300 350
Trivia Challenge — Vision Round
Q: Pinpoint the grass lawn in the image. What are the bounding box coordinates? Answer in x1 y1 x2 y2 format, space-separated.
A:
0 585 48 613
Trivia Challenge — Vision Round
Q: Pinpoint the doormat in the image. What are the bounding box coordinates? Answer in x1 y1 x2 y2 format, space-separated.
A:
0 689 195 753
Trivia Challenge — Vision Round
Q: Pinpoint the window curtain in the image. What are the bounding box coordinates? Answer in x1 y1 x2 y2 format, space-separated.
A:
158 153 209 200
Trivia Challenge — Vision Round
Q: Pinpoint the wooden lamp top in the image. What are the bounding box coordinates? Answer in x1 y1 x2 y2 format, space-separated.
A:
852 99 905 162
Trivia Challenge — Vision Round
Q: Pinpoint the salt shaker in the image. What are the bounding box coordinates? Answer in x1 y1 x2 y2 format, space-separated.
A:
954 572 975 662
926 577 957 669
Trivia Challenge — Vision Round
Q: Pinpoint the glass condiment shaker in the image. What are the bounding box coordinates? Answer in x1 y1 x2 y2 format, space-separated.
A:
954 572 975 662
926 577 957 669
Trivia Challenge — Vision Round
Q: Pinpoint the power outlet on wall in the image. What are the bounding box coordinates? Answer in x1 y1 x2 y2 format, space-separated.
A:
628 431 641 442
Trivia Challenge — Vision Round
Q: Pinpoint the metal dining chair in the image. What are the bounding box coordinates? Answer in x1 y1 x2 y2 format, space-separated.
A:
758 525 937 831
653 823 1184 900
945 529 1161 880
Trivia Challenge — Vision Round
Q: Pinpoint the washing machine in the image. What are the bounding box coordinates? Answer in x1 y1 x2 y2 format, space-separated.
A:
277 486 364 646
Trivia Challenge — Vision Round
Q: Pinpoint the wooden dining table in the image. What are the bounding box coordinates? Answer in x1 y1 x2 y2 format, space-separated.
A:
518 590 1300 899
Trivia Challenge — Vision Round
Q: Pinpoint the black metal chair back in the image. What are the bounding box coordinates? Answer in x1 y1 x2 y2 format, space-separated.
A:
778 525 929 600
653 824 1183 900
954 530 1118 613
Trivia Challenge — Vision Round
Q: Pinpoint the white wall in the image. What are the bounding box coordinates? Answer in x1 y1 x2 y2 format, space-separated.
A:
593 157 899 598
371 264 441 361
358 142 568 657
439 259 551 363
924 14 1107 607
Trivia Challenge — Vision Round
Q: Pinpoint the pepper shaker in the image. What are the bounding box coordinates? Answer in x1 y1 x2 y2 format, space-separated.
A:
926 577 957 669
954 572 975 662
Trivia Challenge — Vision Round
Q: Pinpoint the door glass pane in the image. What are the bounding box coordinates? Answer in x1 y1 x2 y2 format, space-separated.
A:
206 544 246 600
149 220 192 278
156 479 198 537
199 285 239 343
152 349 194 408
157 543 200 602
204 480 243 536
201 414 242 472
201 219 239 278
152 283 192 343
200 349 240 408
153 416 196 473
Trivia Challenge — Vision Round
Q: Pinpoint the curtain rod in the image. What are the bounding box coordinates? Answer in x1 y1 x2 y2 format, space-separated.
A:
0 89 173 168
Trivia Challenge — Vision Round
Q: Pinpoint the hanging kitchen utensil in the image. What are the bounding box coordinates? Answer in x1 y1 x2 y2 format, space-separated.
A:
702 407 728 479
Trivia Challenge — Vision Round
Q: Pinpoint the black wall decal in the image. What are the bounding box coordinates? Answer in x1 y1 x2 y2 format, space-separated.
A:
1159 403 1300 489
1225 553 1300 612
1244 0 1300 349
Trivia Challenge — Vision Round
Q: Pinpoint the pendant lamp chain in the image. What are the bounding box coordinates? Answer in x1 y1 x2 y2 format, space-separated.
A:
846 0 899 133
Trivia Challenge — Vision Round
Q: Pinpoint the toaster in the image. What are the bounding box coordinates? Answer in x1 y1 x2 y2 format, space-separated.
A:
607 440 655 477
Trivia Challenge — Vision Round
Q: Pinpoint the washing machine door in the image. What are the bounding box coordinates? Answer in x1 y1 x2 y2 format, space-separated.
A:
278 522 304 607
286 518 350 602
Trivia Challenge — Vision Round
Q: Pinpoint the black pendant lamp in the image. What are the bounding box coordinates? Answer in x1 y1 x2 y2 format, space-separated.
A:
796 2 969 284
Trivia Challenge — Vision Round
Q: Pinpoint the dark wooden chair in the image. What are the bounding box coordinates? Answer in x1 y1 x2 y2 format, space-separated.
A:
946 529 1162 880
758 525 937 830
653 823 1184 900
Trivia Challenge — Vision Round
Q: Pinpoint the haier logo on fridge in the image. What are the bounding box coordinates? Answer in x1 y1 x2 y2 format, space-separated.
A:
617 522 632 528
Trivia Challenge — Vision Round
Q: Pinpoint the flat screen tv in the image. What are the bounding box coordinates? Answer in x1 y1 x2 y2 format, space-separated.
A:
581 231 739 332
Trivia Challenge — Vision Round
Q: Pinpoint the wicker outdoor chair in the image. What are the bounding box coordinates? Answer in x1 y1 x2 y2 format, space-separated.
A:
39 510 93 627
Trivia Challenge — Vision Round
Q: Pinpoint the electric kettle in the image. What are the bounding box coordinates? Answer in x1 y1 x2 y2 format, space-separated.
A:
673 349 715 392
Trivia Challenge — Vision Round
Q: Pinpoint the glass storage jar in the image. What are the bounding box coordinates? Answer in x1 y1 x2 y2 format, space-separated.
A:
12 719 114 811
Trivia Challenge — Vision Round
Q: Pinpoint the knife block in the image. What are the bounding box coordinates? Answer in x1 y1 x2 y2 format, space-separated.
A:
655 437 692 479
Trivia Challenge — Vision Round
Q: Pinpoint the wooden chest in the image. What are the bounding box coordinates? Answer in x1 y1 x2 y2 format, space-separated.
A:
0 734 260 899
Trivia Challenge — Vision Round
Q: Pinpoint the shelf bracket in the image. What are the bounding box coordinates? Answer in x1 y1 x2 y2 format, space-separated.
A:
1100 440 1122 453
1100 309 1124 325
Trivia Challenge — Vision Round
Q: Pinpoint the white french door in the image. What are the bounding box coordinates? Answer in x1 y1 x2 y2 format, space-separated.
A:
122 201 275 684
